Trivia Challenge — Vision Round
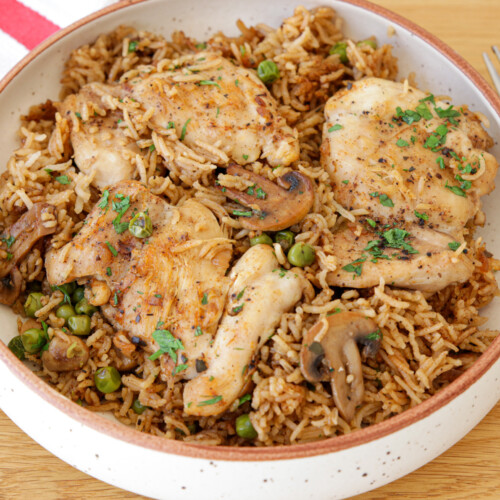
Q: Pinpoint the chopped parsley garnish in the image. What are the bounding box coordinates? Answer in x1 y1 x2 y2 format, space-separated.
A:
105 241 118 257
435 105 460 120
242 154 249 160
74 112 82 120
383 228 418 254
180 118 191 141
424 123 448 150
149 328 184 362
448 241 461 251
199 80 221 89
396 139 409 147
106 267 112 276
201 293 208 305
415 102 433 120
236 288 246 300
197 395 222 406
111 194 131 234
195 326 203 337
232 303 244 314
445 181 466 197
366 329 382 341
233 210 253 217
342 257 366 277
255 187 266 199
173 364 188 375
395 106 421 125
369 192 394 207
238 394 251 406
167 121 175 129
216 107 220 118
240 45 246 56
341 180 349 185
414 210 428 221
2 236 15 248
419 94 435 105
56 175 70 185
235 79 239 86
327 308 342 316
149 144 156 152
328 124 343 132
154 294 162 299
113 292 119 306
436 156 445 170
128 40 138 53
195 42 207 50
366 218 377 228
98 190 110 210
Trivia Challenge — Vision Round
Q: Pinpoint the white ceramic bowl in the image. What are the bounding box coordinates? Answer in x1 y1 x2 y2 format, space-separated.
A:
1 1 499 499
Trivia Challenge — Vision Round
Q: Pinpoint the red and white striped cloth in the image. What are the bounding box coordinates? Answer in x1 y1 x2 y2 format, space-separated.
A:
0 0 119 79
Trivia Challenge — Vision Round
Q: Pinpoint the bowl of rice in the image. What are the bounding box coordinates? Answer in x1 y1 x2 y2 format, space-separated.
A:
0 0 499 498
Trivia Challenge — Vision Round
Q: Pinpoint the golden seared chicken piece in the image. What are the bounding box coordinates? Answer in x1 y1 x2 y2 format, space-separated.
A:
321 77 498 291
59 52 299 188
45 180 233 379
183 244 305 416
58 87 139 190
129 52 299 167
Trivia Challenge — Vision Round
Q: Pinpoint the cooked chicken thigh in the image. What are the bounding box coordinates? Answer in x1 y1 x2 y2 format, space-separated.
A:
59 88 139 190
59 52 299 189
321 77 498 291
183 244 305 416
45 180 233 379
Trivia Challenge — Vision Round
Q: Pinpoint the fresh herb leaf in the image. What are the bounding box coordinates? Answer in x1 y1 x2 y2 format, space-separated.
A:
180 118 191 140
448 241 461 251
366 218 376 228
149 144 156 152
238 394 252 406
233 210 253 217
255 187 266 199
434 105 460 119
166 121 175 129
2 236 15 248
436 156 445 170
396 139 409 147
366 329 382 341
106 267 112 276
236 288 246 300
328 124 343 132
98 190 110 210
383 228 418 254
414 210 428 220
378 194 394 207
232 303 244 314
445 181 466 197
341 180 349 185
201 293 208 305
149 328 184 362
173 364 188 375
195 326 203 337
327 308 342 316
197 395 222 406
242 154 249 160
56 175 70 185
415 102 433 120
105 241 118 257
419 94 435 105
199 80 221 89
128 40 138 53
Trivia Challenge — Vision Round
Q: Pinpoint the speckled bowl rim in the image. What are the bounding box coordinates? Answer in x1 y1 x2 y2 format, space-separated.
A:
1 0 500 462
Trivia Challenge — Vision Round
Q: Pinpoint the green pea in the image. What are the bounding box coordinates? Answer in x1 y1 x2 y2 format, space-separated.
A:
357 39 377 49
72 287 85 303
249 234 273 247
235 413 257 439
132 399 148 415
274 230 295 252
329 41 348 63
75 298 97 316
68 315 92 336
24 292 44 318
129 212 153 239
257 60 280 84
21 328 48 354
287 242 315 267
94 366 121 393
56 304 76 325
8 335 25 360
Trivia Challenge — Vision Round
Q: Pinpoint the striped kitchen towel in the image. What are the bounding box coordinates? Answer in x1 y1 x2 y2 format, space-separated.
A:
0 0 119 79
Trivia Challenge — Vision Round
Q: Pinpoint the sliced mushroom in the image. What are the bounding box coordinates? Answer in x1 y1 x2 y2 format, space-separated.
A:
220 165 314 231
0 267 22 305
42 333 89 372
300 311 381 423
0 203 56 280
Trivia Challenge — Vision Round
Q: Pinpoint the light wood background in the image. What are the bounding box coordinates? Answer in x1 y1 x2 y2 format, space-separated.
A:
1 1 500 499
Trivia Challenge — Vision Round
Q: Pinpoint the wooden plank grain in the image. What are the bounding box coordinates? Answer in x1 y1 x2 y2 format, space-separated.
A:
1 1 500 499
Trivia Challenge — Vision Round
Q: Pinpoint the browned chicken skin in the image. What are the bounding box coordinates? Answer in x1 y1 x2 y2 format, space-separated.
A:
321 77 498 291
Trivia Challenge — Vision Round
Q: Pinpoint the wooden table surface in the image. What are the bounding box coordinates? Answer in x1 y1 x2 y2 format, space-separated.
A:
1 1 500 499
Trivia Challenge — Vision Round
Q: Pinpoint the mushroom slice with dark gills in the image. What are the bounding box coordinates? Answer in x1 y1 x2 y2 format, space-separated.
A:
0 202 57 305
300 311 381 423
220 165 314 231
45 180 233 380
183 244 306 416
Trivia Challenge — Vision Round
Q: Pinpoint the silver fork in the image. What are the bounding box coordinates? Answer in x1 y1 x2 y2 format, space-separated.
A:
483 46 500 94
